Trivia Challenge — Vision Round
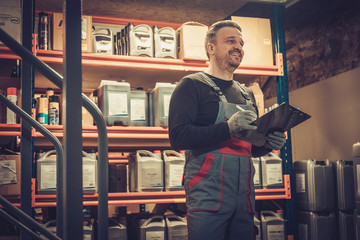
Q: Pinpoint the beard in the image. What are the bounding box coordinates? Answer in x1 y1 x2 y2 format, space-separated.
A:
215 52 242 73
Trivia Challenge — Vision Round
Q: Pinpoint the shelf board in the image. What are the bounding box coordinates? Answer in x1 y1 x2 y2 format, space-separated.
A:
0 47 21 60
34 52 282 90
0 124 21 136
0 46 283 90
0 124 170 149
34 50 282 75
33 125 171 150
3 175 291 207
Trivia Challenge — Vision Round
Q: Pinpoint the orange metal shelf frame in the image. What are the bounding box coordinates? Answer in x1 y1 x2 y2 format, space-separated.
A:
0 45 284 77
32 125 169 139
2 175 290 207
3 175 290 207
0 123 22 136
0 124 168 140
33 50 284 77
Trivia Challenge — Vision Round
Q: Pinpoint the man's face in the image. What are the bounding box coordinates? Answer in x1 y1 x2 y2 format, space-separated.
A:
212 26 244 71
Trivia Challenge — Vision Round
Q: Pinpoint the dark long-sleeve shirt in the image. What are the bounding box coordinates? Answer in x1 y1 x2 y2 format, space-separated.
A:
168 72 270 157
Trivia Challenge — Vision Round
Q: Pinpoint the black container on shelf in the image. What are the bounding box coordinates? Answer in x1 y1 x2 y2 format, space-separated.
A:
38 12 49 50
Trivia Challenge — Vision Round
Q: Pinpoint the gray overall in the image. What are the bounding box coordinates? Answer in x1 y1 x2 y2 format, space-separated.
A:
184 73 256 240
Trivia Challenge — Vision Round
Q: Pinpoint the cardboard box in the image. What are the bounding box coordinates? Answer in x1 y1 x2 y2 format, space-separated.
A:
82 107 93 126
52 12 92 52
82 93 96 126
0 153 21 195
0 0 22 45
177 22 208 61
231 16 274 66
248 82 264 117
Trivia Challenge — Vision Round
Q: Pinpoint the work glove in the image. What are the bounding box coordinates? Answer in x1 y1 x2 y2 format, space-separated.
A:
227 110 257 134
264 131 286 150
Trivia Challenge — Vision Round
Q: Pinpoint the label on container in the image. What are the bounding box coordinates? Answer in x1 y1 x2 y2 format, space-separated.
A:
141 165 162 188
37 97 48 113
37 113 49 125
81 18 87 40
0 160 17 185
266 163 282 185
298 224 308 240
6 95 17 124
49 108 59 125
296 173 306 193
253 162 260 185
168 164 184 187
130 98 146 121
108 92 128 116
267 225 284 240
83 163 96 189
40 164 56 190
357 165 360 194
146 231 164 240
163 94 171 117
169 228 188 240
49 101 59 110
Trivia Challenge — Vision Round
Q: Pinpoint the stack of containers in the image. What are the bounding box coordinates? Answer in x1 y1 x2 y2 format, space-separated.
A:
254 215 261 240
151 82 176 127
332 160 356 240
165 215 188 240
107 218 127 240
261 153 283 189
128 24 154 57
162 150 185 191
36 150 97 194
294 159 337 240
251 157 262 189
130 88 149 126
97 80 131 126
6 87 17 124
260 211 285 240
353 142 360 239
139 215 165 240
40 220 93 239
129 150 163 192
153 25 177 59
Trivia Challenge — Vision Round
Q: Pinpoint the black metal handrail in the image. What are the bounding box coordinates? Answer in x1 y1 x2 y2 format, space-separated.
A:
0 25 109 239
0 196 61 240
0 91 62 240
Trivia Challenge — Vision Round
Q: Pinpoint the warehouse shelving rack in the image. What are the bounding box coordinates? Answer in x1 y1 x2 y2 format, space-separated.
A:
0 1 295 239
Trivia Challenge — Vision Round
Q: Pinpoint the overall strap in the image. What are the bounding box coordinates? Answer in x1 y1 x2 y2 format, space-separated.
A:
198 72 228 102
234 81 253 106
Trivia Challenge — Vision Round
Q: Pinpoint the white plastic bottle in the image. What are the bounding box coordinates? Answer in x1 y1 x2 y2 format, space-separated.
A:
6 87 17 124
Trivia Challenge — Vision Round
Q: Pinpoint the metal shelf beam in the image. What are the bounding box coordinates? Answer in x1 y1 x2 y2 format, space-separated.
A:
272 3 297 238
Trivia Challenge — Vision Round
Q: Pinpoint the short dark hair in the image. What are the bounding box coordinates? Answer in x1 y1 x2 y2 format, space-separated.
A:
205 20 242 58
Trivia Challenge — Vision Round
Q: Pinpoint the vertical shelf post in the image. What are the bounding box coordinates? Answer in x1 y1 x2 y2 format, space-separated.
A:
272 3 297 238
20 1 34 239
62 0 84 239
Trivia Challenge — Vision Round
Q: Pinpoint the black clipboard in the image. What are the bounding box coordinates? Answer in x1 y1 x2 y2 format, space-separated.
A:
251 103 311 136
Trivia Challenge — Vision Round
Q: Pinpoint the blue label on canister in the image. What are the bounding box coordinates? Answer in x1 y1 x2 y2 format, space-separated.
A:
37 113 48 124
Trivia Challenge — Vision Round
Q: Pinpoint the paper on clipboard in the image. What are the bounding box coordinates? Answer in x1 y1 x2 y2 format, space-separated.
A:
251 102 311 136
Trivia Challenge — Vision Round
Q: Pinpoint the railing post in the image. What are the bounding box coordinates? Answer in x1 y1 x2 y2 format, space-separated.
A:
20 1 34 239
62 0 84 239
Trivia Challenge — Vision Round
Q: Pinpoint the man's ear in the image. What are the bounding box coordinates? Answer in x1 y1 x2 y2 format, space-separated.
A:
207 43 215 55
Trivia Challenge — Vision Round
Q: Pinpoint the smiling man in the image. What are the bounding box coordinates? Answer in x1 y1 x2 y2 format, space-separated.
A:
168 20 286 240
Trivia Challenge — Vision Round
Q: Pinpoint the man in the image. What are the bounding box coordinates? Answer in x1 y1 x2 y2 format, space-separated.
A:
168 20 286 240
